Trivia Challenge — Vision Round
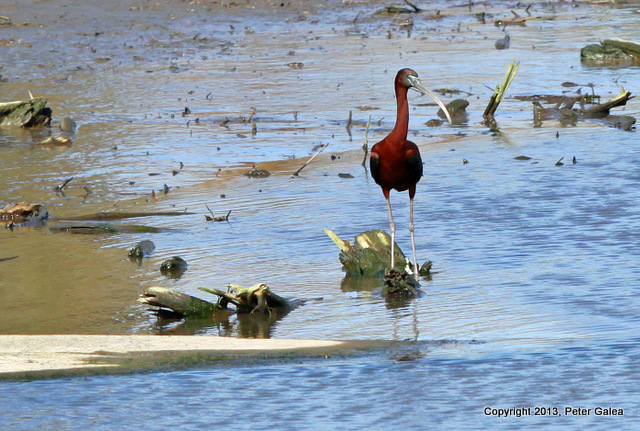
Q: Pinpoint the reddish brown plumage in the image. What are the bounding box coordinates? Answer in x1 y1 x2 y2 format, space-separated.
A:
369 68 446 275
370 68 424 199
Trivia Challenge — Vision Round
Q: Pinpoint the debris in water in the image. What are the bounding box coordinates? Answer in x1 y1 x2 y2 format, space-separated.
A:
293 143 329 176
532 88 635 130
495 34 511 50
244 166 271 178
53 177 74 194
1 202 49 228
0 97 51 127
128 239 156 261
36 136 72 148
160 256 188 278
581 38 640 65
204 204 231 222
484 59 519 119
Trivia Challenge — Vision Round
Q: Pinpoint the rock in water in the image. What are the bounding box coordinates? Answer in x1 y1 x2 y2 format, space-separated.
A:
60 117 77 133
128 240 155 261
160 256 188 278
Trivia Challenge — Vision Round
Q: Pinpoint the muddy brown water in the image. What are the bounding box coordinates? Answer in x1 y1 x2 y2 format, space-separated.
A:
2 0 640 428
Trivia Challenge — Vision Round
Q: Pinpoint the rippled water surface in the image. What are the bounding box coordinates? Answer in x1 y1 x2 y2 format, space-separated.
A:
1 0 640 429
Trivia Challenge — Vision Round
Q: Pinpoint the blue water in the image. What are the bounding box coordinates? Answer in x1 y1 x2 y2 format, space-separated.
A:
2 0 640 429
1 339 636 430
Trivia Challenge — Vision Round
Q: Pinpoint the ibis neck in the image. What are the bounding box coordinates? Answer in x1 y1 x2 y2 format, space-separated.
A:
390 86 409 144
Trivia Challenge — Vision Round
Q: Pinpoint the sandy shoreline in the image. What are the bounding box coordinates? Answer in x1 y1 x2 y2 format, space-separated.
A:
0 335 389 379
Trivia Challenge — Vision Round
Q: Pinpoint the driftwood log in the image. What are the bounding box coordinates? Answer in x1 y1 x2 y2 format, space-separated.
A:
325 229 427 295
0 202 49 228
581 39 640 65
0 98 51 127
138 283 297 318
532 89 635 130
138 287 220 318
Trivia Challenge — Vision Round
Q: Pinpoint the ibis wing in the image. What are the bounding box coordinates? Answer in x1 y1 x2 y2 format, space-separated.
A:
406 152 423 184
370 151 381 185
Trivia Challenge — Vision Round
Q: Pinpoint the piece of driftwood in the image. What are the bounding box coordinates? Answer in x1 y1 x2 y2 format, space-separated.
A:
139 283 296 319
533 89 635 130
35 136 72 147
1 202 49 228
377 0 422 14
138 286 220 318
199 283 295 314
58 211 195 221
325 229 412 276
581 38 640 65
0 97 52 127
483 59 519 118
325 229 427 295
49 223 162 234
381 267 420 296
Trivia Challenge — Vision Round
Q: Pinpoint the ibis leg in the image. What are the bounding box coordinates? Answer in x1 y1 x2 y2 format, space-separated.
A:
386 196 396 268
409 197 419 275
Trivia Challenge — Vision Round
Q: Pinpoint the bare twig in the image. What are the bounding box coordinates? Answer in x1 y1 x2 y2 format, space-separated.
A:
0 256 19 263
361 114 372 166
293 143 329 176
216 210 232 222
204 204 216 221
246 107 256 123
54 177 74 193
404 0 421 12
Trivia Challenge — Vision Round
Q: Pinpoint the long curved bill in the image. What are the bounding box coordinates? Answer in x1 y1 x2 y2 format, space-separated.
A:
408 76 453 124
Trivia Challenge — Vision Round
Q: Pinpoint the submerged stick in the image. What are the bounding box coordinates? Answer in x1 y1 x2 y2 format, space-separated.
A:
204 203 216 220
361 114 372 166
293 143 329 176
54 177 74 193
246 107 256 123
404 0 421 12
483 59 519 118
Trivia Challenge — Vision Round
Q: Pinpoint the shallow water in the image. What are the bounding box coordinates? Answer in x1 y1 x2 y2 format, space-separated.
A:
2 0 640 428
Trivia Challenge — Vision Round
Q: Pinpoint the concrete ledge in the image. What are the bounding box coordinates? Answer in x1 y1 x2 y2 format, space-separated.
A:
0 335 387 379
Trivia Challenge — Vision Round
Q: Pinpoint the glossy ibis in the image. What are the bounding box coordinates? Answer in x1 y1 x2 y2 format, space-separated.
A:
370 68 452 275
